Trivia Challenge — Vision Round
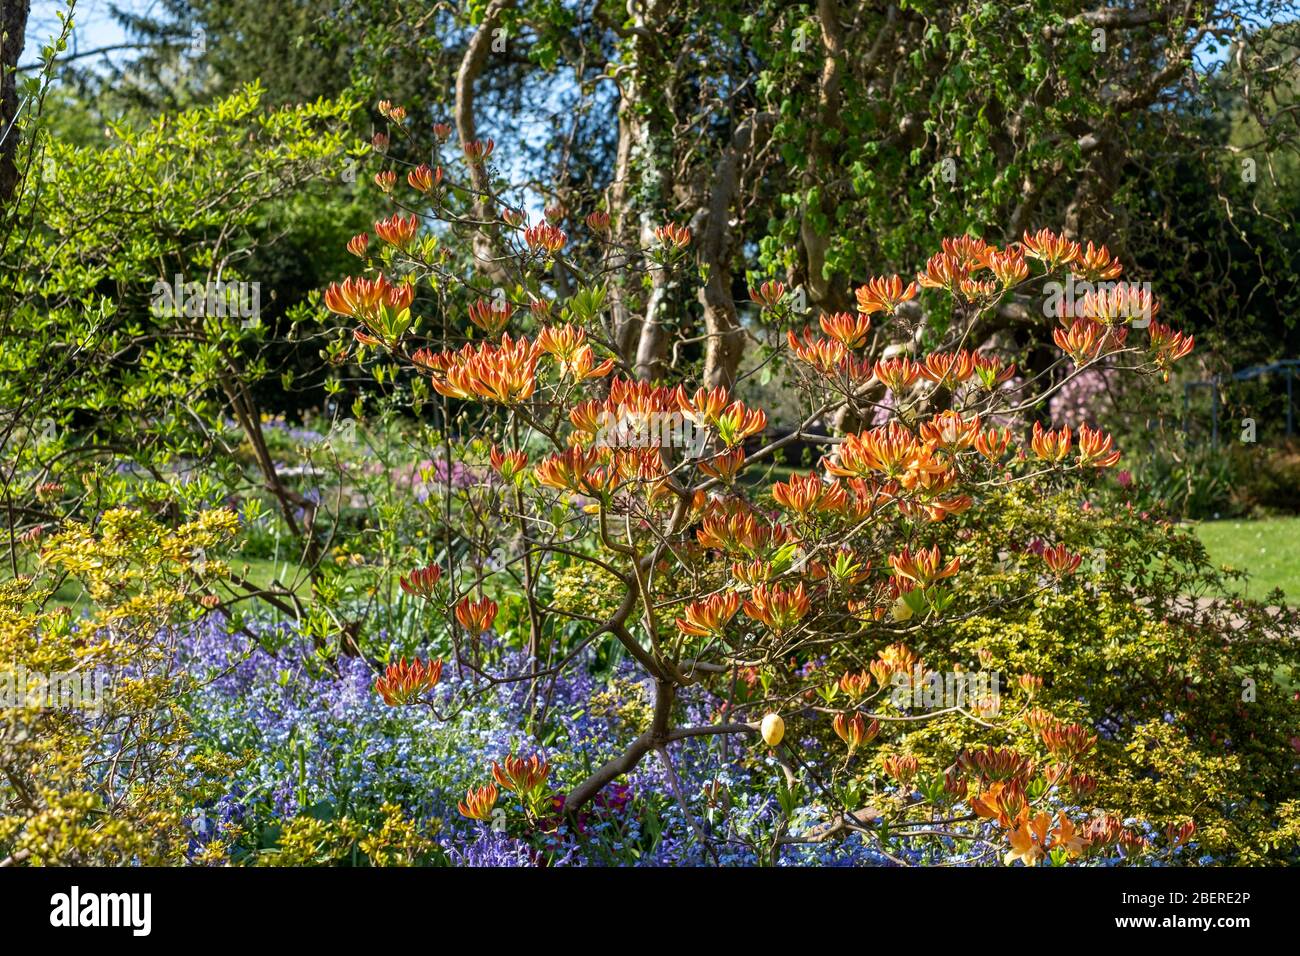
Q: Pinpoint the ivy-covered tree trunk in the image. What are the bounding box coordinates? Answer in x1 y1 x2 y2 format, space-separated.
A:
0 0 31 205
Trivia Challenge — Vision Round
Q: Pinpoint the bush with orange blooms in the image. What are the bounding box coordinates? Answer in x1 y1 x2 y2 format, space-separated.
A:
335 120 1300 865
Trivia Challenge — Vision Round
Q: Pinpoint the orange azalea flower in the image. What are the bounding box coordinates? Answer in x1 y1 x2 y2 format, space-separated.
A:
919 350 976 386
771 473 847 516
423 334 541 405
1051 813 1091 857
346 232 369 257
399 564 442 599
855 274 919 314
974 425 1013 462
679 385 733 427
972 353 1016 389
1039 721 1096 759
375 212 419 249
820 311 873 349
1030 422 1072 463
787 329 848 374
833 712 879 755
915 251 968 292
1078 282 1158 325
676 592 742 637
467 297 514 335
957 276 999 300
455 595 498 633
1119 830 1150 856
882 753 919 785
489 445 528 481
828 423 945 485
567 399 605 438
323 274 413 322
1018 673 1044 697
653 222 692 249
1005 810 1053 866
374 169 397 193
944 769 968 800
374 657 444 705
697 446 746 482
1085 813 1126 847
750 280 786 309
878 642 921 677
1147 321 1194 373
1072 241 1123 281
941 234 995 270
916 493 973 523
731 558 773 586
838 671 872 698
1021 227 1080 270
697 511 789 556
990 248 1029 287
535 323 586 359
534 446 604 494
492 753 551 797
714 401 767 447
868 658 896 690
872 356 923 393
1040 543 1082 575
407 163 441 193
971 780 1028 827
1077 422 1121 467
742 581 811 632
1067 770 1098 798
586 209 611 232
535 323 616 381
887 545 959 588
919 410 981 451
463 137 495 163
524 222 567 254
1053 317 1106 365
458 783 499 821
567 345 616 381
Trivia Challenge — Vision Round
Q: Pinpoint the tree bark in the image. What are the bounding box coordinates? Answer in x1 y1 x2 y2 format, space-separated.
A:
455 0 514 287
696 112 775 390
0 0 32 205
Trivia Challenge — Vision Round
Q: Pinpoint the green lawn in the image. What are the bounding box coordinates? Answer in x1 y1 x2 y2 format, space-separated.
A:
1193 517 1300 600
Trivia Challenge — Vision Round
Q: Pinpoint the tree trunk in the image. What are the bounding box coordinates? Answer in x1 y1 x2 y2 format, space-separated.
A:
0 0 32 205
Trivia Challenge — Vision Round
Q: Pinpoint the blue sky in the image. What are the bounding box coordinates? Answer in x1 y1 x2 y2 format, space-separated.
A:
21 0 149 69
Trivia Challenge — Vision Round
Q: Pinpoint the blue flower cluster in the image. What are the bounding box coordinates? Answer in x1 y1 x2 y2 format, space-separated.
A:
178 617 944 866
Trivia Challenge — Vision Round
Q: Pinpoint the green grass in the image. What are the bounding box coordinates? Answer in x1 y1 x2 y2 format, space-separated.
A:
1192 517 1300 601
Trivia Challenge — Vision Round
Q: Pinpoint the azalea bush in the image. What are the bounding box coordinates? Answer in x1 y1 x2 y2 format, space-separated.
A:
285 108 1295 867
